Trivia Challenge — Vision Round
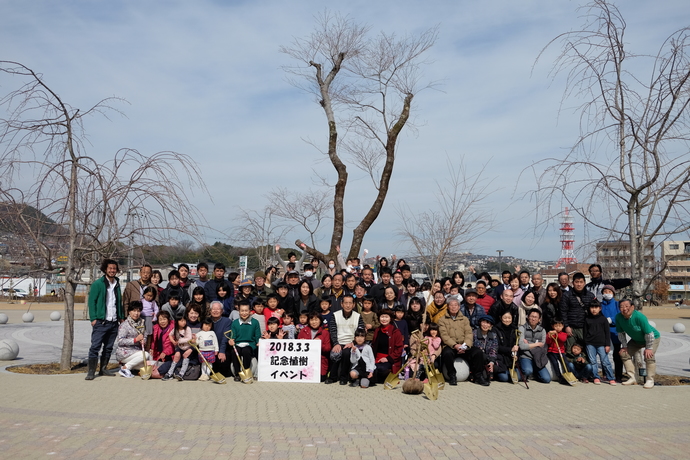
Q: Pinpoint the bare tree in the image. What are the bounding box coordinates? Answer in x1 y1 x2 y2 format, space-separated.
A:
530 1 690 308
281 11 438 261
232 206 293 269
266 187 331 248
396 158 494 281
0 61 209 369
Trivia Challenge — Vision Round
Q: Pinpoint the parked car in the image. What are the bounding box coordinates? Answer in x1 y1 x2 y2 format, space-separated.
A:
2 288 27 298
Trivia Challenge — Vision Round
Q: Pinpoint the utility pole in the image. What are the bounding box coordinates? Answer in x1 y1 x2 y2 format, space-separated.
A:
496 249 504 272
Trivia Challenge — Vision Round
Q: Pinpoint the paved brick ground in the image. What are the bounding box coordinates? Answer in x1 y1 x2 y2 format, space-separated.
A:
1 308 690 459
0 370 689 459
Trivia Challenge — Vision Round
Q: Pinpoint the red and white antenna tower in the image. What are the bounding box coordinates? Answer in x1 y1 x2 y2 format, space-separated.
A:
557 207 577 268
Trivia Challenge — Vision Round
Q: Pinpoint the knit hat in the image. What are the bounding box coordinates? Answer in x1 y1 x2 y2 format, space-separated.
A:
602 284 616 294
254 271 266 280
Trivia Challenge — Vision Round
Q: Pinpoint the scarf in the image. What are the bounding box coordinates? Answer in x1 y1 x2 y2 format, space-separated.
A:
128 316 145 336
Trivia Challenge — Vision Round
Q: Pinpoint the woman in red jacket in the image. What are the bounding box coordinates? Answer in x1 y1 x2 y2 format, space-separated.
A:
297 312 332 381
371 309 404 383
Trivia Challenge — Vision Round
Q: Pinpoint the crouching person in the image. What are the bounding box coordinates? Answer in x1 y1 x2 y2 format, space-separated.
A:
616 300 661 389
115 301 150 378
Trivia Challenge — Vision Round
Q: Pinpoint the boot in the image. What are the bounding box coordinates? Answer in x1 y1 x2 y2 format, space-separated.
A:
99 354 117 377
85 358 98 380
621 360 637 385
474 372 490 387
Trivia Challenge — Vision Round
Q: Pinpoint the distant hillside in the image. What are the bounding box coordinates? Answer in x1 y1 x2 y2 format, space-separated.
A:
0 202 64 236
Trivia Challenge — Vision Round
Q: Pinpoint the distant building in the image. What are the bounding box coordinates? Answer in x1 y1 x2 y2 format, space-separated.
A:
662 241 690 302
596 240 655 290
540 263 592 286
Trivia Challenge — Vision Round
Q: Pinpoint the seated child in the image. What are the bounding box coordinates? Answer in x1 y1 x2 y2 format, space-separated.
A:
566 343 594 383
546 318 570 384
349 329 376 388
282 312 297 339
195 318 219 381
162 316 193 381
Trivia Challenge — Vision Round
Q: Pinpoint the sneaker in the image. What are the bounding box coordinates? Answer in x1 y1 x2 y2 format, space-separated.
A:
324 378 335 384
339 379 348 385
581 379 589 384
593 378 601 385
349 379 360 387
234 375 241 382
174 373 184 381
118 368 134 378
609 380 617 386
199 374 210 381
643 378 654 389
161 374 172 381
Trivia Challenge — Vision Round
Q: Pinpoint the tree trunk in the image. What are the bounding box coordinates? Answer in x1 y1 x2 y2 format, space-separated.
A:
60 280 76 369
348 93 413 260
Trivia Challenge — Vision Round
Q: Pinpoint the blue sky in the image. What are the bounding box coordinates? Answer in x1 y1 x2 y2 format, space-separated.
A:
2 0 689 262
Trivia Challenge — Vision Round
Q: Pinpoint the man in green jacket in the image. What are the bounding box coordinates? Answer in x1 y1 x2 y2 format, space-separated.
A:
616 299 661 389
86 259 124 380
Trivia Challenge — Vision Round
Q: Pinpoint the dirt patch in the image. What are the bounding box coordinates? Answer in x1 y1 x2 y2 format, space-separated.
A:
6 362 118 375
654 374 690 386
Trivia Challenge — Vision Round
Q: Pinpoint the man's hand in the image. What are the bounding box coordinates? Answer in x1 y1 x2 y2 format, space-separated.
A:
218 352 226 362
228 338 235 346
619 347 627 356
275 244 280 253
565 326 573 337
135 334 144 343
332 344 342 354
605 346 610 354
91 320 96 326
644 349 655 360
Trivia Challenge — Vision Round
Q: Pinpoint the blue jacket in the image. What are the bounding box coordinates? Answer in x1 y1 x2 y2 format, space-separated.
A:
600 297 619 334
212 316 233 354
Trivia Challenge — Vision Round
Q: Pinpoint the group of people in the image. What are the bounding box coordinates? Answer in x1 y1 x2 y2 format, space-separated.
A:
85 251 661 389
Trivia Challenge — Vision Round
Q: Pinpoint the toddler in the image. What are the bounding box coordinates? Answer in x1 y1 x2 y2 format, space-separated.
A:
349 329 376 388
546 318 570 384
195 318 218 381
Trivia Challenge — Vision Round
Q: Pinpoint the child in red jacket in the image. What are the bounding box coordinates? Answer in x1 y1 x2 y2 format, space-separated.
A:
297 312 332 381
546 318 569 384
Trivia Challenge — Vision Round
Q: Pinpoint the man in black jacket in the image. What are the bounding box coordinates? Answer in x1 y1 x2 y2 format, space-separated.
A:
586 264 631 302
369 267 398 306
560 272 598 348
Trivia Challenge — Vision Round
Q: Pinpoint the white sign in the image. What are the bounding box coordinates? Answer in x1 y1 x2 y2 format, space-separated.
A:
257 339 321 383
239 256 248 280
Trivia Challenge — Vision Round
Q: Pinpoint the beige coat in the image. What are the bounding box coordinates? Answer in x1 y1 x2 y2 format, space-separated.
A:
437 313 473 349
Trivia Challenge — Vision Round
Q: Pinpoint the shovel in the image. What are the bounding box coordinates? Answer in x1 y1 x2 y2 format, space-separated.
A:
139 342 152 380
421 355 439 400
422 353 444 390
554 335 577 386
509 330 520 384
191 343 226 384
384 356 411 390
232 345 254 384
